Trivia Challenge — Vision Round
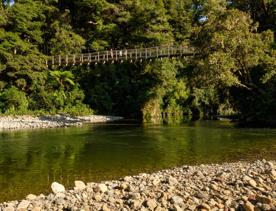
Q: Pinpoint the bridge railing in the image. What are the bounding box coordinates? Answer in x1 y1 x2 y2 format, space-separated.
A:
48 45 194 67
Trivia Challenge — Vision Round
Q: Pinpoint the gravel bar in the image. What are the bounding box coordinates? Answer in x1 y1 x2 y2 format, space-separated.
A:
0 160 275 211
0 115 123 130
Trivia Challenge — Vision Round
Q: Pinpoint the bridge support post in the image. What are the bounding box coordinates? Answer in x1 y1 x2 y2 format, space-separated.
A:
88 53 91 64
52 56 55 68
58 55 61 66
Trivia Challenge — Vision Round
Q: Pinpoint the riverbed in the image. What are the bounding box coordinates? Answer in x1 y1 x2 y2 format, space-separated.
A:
0 121 275 202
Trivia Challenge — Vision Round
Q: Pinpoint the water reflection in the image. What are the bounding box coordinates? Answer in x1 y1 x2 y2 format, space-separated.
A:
0 121 275 202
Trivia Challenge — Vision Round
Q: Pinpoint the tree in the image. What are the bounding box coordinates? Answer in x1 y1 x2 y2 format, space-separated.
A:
192 7 276 125
230 0 276 33
193 9 273 89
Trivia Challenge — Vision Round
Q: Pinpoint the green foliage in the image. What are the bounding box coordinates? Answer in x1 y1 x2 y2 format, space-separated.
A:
193 9 271 89
230 0 276 33
0 0 275 126
49 20 85 55
0 5 7 26
0 86 29 113
191 5 276 125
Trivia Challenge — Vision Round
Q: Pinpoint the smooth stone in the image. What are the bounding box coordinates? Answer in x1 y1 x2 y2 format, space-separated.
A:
101 204 110 211
94 194 102 202
123 176 132 182
17 200 30 211
74 180 86 191
96 184 108 193
26 194 37 200
243 201 255 211
197 203 211 210
210 184 219 191
266 161 274 169
120 183 129 190
172 205 182 211
130 199 142 209
152 178 160 186
129 192 141 200
270 170 276 177
146 199 157 211
3 206 15 211
248 179 257 187
262 204 271 210
55 192 66 198
168 176 178 185
51 182 65 194
31 207 41 211
171 196 184 205
255 195 272 204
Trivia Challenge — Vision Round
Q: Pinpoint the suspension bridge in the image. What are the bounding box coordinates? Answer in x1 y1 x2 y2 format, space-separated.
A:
47 45 195 67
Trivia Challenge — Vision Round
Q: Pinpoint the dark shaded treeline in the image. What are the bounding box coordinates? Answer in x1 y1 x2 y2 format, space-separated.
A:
0 0 275 126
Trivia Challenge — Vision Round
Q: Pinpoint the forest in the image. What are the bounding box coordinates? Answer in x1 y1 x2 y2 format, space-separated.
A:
0 0 275 126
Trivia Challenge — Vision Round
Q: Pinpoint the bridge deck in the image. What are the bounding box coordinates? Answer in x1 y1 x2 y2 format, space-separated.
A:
48 45 194 67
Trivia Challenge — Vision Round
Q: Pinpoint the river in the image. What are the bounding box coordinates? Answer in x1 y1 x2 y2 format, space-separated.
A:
0 121 275 202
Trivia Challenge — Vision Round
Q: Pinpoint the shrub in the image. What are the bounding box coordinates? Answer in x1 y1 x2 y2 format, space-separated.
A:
0 86 29 113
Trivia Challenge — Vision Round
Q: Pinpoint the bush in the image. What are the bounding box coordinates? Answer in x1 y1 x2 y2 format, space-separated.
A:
0 86 29 113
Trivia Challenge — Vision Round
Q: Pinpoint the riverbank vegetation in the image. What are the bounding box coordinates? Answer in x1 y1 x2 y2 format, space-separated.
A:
0 0 275 126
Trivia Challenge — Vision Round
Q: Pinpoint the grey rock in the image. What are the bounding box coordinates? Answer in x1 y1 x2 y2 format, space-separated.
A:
55 192 66 198
168 176 178 185
94 194 102 202
74 180 86 191
26 194 37 200
17 200 30 211
3 206 14 211
124 176 132 182
255 195 272 204
101 204 110 211
171 196 184 205
243 201 255 211
96 184 108 193
145 199 157 211
51 182 65 194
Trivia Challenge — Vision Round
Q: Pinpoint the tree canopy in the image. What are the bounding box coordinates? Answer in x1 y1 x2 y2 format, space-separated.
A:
0 0 275 126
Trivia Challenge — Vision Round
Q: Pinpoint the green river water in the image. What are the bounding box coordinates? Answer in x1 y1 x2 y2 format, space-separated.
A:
0 121 276 202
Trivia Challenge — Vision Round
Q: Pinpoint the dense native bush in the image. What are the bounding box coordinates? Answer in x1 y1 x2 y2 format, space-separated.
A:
0 86 29 114
0 0 275 125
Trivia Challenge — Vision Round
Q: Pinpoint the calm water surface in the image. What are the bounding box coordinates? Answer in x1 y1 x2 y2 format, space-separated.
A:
0 121 276 202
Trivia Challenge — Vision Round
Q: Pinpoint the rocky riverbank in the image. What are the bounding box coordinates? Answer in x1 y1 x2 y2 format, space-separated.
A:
0 160 275 211
0 115 123 130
